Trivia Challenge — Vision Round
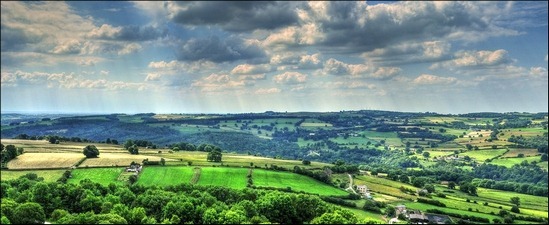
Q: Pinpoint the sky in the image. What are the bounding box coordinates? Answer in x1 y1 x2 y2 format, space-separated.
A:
1 1 547 114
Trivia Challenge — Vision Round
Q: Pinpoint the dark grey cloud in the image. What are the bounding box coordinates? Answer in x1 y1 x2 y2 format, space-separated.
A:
0 25 42 52
177 36 266 63
89 25 168 41
316 2 492 53
169 1 301 32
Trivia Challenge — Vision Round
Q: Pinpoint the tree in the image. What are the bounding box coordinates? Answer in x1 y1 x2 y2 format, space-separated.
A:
541 154 548 162
510 205 520 213
12 202 45 224
160 158 166 166
302 160 311 165
424 184 435 193
207 149 222 162
422 152 430 158
510 197 520 206
448 181 456 190
128 144 139 155
83 145 100 158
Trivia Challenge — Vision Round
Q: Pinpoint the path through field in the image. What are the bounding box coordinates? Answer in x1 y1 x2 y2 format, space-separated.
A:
346 173 358 194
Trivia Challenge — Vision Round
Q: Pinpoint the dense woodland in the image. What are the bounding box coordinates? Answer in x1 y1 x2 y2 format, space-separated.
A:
0 174 376 224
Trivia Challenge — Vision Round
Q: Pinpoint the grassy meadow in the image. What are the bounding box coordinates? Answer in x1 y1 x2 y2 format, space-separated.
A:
68 167 125 186
252 169 349 196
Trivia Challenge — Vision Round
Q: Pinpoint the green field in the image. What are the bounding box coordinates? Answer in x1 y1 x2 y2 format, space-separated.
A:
0 169 65 182
459 149 508 162
68 167 124 186
252 169 349 196
137 166 194 186
196 167 249 189
489 156 540 168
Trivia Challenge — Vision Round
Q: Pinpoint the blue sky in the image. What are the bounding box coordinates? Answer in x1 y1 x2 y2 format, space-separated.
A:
1 1 547 114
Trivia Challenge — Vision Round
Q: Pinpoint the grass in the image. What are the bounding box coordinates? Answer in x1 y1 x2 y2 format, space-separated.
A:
196 167 249 189
252 169 349 196
502 148 540 158
459 149 508 162
0 169 65 182
337 205 386 223
68 167 125 186
353 176 417 201
7 153 85 169
489 156 540 168
137 166 194 186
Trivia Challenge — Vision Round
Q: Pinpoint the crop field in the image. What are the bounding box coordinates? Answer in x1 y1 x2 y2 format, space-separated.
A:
0 169 65 182
489 156 540 168
196 167 249 189
502 148 541 158
79 153 175 167
354 180 415 201
458 149 508 162
7 153 85 169
252 169 349 196
137 166 194 186
155 151 332 169
68 168 125 186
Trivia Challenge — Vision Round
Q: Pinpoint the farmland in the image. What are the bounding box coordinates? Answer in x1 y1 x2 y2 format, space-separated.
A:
137 166 194 186
252 169 349 196
1 110 547 224
195 167 249 189
68 167 125 186
7 153 84 169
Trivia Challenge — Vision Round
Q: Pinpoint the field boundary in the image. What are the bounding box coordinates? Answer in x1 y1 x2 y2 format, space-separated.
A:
190 167 201 184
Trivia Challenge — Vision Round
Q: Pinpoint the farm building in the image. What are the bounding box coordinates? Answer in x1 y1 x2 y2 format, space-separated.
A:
395 205 406 216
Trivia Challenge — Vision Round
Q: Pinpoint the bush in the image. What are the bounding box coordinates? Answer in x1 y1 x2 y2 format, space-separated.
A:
417 198 446 207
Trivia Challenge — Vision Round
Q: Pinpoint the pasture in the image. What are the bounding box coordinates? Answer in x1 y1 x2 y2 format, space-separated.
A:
501 148 540 158
458 149 508 162
489 156 540 168
196 167 249 189
137 166 194 186
7 153 85 169
68 168 125 186
0 169 65 182
252 169 349 196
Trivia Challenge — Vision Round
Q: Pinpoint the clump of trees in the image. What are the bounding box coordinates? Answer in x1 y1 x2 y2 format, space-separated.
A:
82 145 99 158
1 144 24 167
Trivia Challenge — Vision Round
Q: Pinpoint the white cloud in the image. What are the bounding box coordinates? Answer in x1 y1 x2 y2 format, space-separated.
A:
431 49 513 69
273 71 307 84
255 88 281 94
191 73 253 92
412 74 457 85
118 43 142 55
529 67 548 77
231 64 272 75
1 70 148 90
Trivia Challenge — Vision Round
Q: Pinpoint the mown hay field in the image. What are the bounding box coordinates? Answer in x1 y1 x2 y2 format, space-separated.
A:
7 153 85 169
79 153 175 167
